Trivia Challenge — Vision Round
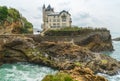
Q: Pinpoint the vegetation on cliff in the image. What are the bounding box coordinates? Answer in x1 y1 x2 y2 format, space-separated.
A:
40 27 113 52
42 72 75 81
0 6 33 34
44 27 108 36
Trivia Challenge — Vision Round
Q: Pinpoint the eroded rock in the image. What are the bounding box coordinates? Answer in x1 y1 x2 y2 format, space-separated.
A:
0 35 119 80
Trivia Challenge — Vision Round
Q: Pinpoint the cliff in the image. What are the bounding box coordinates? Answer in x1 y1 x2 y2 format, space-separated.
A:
35 27 113 52
0 6 33 34
0 35 119 81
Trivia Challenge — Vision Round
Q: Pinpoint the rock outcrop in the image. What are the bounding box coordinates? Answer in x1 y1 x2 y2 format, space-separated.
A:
33 28 113 52
0 35 119 77
113 37 120 41
42 67 108 81
37 42 120 75
0 6 33 34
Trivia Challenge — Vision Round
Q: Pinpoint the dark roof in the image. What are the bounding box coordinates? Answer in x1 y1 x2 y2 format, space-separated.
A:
59 10 71 16
47 10 71 16
43 4 45 9
46 4 52 11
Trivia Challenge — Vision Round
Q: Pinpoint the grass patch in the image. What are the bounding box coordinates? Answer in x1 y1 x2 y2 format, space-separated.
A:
74 62 81 67
101 60 108 64
42 72 77 81
44 27 108 36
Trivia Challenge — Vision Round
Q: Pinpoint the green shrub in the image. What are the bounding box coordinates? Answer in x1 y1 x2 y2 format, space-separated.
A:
8 8 20 21
44 27 108 36
0 6 8 22
0 6 33 34
42 72 77 81
20 17 33 34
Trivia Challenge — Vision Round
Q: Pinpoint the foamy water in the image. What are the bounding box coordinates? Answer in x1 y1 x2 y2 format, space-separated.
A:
0 63 57 81
98 31 120 81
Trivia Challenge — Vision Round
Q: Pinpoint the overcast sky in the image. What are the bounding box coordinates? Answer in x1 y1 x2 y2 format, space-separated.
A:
0 0 120 32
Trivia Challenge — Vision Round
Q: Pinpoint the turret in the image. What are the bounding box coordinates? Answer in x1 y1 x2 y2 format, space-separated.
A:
43 4 45 9
42 4 46 22
45 4 54 13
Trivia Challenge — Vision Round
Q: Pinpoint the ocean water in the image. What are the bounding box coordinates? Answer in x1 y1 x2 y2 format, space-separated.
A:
98 31 120 81
98 41 120 81
0 63 57 81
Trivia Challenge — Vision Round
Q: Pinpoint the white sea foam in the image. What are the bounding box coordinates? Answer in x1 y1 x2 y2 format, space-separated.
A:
98 40 120 81
0 63 57 81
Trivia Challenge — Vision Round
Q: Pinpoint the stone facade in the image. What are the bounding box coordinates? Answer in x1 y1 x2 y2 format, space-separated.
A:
42 4 72 30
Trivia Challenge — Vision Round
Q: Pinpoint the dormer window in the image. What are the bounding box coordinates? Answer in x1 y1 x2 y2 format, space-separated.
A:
61 14 66 18
61 14 67 22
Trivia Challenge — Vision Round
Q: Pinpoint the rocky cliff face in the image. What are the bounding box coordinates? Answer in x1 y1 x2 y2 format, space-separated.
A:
42 67 108 81
0 6 33 34
0 35 119 81
32 28 113 52
76 31 113 52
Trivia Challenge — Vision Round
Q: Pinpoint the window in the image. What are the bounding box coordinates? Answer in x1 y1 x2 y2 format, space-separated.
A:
57 23 60 26
57 19 60 22
62 18 66 22
57 23 60 27
52 23 56 28
53 23 56 26
62 23 66 27
53 19 56 22
61 14 67 22
49 19 51 22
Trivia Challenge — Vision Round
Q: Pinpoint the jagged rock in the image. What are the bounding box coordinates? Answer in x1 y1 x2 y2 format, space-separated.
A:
31 29 113 52
0 35 119 80
43 67 108 81
67 67 108 81
37 42 120 75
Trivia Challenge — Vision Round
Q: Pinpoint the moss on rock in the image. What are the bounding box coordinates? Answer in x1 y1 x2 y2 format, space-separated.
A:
42 72 76 81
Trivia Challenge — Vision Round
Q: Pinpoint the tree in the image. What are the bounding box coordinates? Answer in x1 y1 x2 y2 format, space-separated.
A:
8 8 20 21
0 6 8 22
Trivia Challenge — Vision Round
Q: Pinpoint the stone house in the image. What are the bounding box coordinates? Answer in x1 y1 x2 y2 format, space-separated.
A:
42 4 72 30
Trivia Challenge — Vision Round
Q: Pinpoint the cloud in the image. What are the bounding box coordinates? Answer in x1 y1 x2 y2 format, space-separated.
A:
58 1 71 6
37 6 42 11
19 8 29 14
33 15 42 20
72 12 104 27
19 8 28 12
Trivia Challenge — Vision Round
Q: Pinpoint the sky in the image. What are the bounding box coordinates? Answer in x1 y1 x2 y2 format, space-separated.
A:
0 0 120 33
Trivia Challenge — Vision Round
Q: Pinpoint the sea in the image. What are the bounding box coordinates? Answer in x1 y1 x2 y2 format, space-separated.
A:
0 31 120 81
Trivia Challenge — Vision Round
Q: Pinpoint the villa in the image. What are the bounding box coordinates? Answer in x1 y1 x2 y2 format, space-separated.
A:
42 4 72 30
